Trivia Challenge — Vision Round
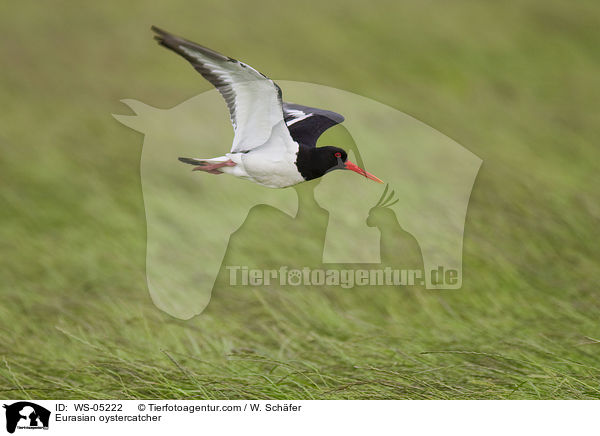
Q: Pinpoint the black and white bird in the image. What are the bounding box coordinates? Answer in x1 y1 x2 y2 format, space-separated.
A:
152 26 383 188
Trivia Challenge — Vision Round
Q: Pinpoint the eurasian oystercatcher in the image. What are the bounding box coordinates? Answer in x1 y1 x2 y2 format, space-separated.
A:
151 26 383 189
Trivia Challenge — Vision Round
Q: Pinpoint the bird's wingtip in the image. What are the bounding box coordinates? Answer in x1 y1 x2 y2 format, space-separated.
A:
150 25 165 34
151 26 171 44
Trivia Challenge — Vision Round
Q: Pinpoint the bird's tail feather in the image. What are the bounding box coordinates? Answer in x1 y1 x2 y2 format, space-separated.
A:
178 156 230 166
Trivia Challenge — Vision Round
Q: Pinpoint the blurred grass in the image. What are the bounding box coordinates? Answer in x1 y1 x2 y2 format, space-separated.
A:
1 0 599 399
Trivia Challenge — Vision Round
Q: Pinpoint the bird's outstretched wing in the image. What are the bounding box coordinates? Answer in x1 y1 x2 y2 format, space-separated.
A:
283 102 345 148
152 26 285 153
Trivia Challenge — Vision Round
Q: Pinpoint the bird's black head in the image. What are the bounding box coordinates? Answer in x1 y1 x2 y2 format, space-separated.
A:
296 145 383 184
296 146 347 181
317 146 348 173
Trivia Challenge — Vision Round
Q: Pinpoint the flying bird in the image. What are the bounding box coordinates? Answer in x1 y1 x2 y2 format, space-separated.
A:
151 26 383 188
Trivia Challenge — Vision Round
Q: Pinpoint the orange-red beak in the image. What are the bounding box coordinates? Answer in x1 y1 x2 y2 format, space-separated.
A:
344 161 384 184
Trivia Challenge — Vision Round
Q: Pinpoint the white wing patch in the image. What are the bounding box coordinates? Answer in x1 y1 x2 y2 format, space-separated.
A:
284 108 312 126
177 45 286 153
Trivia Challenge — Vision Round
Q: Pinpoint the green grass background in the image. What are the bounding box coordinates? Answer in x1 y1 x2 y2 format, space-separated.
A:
1 0 599 399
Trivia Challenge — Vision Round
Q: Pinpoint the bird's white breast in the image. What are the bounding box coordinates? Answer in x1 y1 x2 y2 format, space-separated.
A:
225 124 305 188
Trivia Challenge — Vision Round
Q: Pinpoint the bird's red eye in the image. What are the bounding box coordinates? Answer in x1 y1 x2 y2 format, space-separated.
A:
334 152 342 158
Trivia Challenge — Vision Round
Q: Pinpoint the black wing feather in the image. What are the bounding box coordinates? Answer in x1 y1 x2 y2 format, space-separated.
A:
283 102 345 148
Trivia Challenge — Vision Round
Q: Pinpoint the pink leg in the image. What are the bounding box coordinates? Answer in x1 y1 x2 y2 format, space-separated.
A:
192 160 236 175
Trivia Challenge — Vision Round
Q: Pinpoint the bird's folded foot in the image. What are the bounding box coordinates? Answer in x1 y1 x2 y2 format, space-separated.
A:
191 159 236 174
